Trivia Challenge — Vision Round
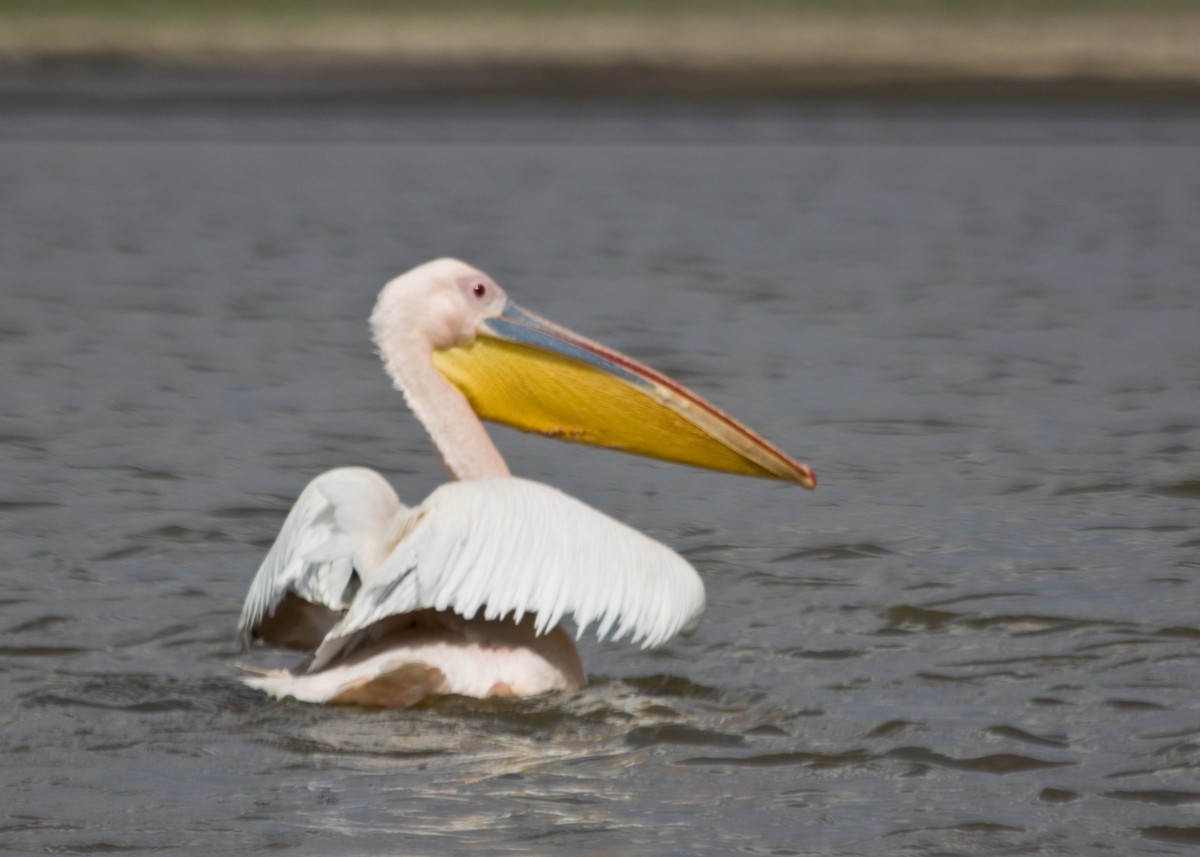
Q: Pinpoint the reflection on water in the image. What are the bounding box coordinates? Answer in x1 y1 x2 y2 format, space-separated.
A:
1 100 1199 855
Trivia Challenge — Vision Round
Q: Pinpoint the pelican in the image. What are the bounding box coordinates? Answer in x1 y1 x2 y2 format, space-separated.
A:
237 258 815 707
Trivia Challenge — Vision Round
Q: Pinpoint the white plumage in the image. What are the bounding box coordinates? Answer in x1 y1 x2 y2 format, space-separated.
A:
239 470 705 692
307 475 704 668
237 467 403 649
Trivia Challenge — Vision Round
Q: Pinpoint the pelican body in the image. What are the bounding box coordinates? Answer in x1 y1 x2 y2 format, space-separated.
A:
237 259 814 707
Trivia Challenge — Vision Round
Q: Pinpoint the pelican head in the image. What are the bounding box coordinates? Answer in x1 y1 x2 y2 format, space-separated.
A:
371 258 815 489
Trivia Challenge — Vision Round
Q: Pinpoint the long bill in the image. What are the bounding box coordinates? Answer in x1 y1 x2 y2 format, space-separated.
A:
430 301 816 489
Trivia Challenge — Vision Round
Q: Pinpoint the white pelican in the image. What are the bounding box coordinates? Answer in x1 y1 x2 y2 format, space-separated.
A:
237 258 815 707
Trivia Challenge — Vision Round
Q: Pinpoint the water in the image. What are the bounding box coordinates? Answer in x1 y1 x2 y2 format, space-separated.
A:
2 98 1199 855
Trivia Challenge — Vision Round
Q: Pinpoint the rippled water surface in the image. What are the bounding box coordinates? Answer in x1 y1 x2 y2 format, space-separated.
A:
3 100 1200 855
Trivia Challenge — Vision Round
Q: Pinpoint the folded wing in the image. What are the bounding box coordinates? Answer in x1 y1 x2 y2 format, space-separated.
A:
237 467 405 649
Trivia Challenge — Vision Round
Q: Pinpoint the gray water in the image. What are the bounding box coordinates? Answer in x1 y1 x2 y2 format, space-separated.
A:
2 100 1199 855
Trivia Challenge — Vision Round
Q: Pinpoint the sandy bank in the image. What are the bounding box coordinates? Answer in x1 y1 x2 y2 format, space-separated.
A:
4 11 1200 99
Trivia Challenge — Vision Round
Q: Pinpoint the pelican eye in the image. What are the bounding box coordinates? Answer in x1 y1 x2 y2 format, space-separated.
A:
472 282 487 299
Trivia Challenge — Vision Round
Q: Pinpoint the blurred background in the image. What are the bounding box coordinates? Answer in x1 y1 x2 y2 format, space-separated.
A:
2 0 1200 100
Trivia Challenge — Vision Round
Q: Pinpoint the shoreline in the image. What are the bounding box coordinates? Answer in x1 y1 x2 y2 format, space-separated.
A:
4 11 1200 102
7 61 1200 105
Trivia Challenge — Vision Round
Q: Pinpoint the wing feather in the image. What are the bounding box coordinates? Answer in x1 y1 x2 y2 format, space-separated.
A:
237 467 404 649
310 477 705 670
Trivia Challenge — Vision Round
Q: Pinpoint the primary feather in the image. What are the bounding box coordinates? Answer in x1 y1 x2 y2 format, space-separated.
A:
239 471 706 673
307 477 705 671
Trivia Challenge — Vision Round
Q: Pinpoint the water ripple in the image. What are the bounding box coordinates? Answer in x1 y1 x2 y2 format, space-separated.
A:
885 746 1074 774
5 105 1200 856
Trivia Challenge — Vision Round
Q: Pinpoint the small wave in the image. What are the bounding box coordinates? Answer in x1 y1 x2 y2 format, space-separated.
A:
1142 826 1200 845
887 746 1073 774
1106 790 1200 806
680 748 873 768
